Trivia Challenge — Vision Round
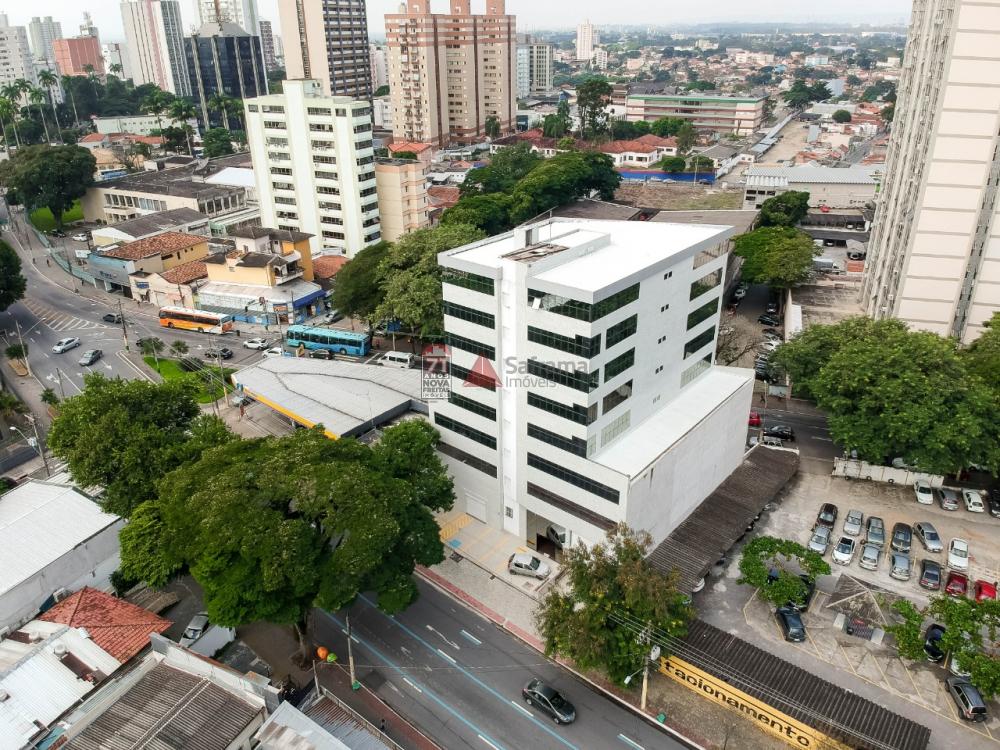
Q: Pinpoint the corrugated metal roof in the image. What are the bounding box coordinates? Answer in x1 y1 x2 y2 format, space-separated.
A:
745 166 880 185
305 698 394 750
256 701 351 750
0 481 120 598
678 619 931 750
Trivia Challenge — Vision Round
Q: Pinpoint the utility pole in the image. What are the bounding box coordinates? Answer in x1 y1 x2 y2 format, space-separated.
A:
346 613 359 690
26 416 50 477
216 350 229 406
56 368 66 400
13 318 30 377
117 299 129 352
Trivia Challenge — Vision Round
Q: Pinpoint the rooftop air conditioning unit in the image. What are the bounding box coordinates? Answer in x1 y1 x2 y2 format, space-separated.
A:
52 588 69 603
53 643 68 657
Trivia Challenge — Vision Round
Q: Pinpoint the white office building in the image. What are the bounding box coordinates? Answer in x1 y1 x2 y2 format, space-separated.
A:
370 43 388 90
245 79 381 259
576 19 597 62
28 15 62 62
862 0 1000 342
120 0 191 95
430 218 753 550
516 42 530 99
0 17 37 88
198 0 259 34
103 41 131 80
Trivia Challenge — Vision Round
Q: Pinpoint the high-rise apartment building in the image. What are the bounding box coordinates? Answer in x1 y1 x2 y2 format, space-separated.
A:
370 43 388 90
515 43 530 100
277 0 372 100
517 33 554 97
121 0 191 95
862 0 1000 343
198 0 259 34
576 19 597 62
185 23 267 127
430 218 751 547
103 42 131 79
259 19 278 71
375 157 429 241
0 18 37 88
245 79 381 258
386 0 516 147
52 36 105 76
28 16 62 62
79 12 100 39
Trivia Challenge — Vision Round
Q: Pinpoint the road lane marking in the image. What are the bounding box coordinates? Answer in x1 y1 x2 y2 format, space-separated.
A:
403 677 423 693
810 436 833 442
356 594 580 750
436 648 457 664
460 629 482 646
321 612 507 750
617 734 645 750
427 624 460 650
511 699 533 718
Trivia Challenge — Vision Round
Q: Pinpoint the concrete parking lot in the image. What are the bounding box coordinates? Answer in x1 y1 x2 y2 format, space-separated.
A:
698 472 1000 747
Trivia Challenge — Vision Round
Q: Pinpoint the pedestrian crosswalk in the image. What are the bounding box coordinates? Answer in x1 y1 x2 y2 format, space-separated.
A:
19 299 109 333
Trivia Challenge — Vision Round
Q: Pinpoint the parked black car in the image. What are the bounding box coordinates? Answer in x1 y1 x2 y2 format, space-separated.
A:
988 489 1000 519
102 312 122 324
522 678 576 724
204 347 234 360
775 606 806 642
816 502 838 529
767 569 816 612
924 624 946 662
890 522 912 554
309 348 333 359
764 425 795 441
758 314 781 326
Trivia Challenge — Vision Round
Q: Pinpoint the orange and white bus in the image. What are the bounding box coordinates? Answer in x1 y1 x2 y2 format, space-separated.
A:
158 306 234 334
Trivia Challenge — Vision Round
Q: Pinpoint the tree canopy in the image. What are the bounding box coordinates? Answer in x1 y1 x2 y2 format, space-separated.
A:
0 145 95 227
202 127 234 157
575 78 613 140
738 536 830 609
772 317 1000 473
832 109 853 123
461 143 542 196
0 240 25 312
758 191 810 228
329 241 391 323
732 226 817 288
537 525 692 683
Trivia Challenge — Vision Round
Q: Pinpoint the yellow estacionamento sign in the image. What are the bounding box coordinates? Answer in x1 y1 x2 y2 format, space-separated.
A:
657 654 851 750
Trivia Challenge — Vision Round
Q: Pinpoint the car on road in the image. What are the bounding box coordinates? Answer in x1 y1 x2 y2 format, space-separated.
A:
204 347 234 360
72 232 90 242
78 349 102 366
758 340 781 353
945 571 969 598
734 287 747 301
948 538 969 571
748 411 762 427
816 503 838 529
762 332 783 343
522 678 576 724
924 624 946 662
920 559 942 590
47 229 66 237
889 553 912 581
962 489 986 513
758 314 781 326
774 605 806 642
865 517 885 548
913 480 933 505
765 301 780 314
808 525 831 555
832 536 856 565
989 490 1000 519
946 677 987 723
179 612 209 647
52 337 80 353
975 580 997 602
508 552 550 580
936 487 960 511
914 521 943 553
859 543 881 571
243 338 269 350
262 347 284 358
102 312 122 324
842 509 863 537
890 523 912 554
764 425 795 441
308 348 333 359
324 309 345 324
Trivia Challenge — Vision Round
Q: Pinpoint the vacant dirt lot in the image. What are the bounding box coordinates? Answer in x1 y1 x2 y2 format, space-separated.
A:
615 182 744 210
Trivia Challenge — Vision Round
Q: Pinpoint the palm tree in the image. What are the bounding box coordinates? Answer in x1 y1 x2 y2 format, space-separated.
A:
224 97 244 133
0 97 17 150
60 75 80 126
0 391 26 420
207 92 231 130
141 89 174 136
82 64 100 100
28 88 51 143
0 87 21 148
37 69 61 136
12 78 31 115
168 98 198 155
109 62 123 78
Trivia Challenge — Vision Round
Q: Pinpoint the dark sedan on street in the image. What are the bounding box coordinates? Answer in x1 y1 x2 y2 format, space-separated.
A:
522 678 576 724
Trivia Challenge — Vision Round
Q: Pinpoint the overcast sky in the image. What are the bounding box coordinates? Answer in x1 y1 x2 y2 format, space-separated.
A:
13 0 913 43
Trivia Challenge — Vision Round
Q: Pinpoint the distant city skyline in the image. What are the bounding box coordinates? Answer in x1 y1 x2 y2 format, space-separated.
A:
10 1 912 45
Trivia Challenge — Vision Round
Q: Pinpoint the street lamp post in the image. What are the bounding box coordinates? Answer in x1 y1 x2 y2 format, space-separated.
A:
623 637 660 712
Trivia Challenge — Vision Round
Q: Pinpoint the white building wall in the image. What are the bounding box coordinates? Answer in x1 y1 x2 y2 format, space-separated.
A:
121 0 190 95
245 79 380 258
0 21 37 88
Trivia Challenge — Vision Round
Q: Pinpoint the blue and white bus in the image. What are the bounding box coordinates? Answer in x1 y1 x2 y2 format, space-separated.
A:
286 325 371 357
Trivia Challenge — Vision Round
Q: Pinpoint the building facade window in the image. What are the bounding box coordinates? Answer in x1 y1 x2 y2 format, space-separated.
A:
681 355 712 386
448 392 496 421
442 268 495 295
527 391 597 425
687 298 719 330
527 327 601 358
443 301 495 328
434 412 496 449
436 441 497 477
602 379 632 414
684 327 716 358
527 283 639 323
690 269 722 300
527 359 600 393
527 453 620 503
527 423 588 458
604 349 635 380
605 315 637 348
601 410 631 446
446 333 495 359
450 363 497 390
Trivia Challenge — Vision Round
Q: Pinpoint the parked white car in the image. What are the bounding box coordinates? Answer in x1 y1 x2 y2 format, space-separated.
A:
52 337 80 353
262 346 285 358
948 538 970 572
243 338 269 350
913 480 934 505
508 552 550 579
962 489 986 513
832 536 856 565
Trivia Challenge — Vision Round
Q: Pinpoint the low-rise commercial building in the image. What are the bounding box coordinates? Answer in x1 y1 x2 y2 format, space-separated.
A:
742 165 881 210
430 217 753 550
91 207 210 246
376 158 430 242
625 89 767 135
88 231 211 294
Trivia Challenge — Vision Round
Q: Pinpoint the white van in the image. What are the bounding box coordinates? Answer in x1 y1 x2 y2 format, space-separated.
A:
383 351 415 368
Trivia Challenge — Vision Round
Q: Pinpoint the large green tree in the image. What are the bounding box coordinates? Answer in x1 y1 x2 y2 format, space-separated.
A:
47 375 231 517
0 144 95 227
330 241 391 323
537 524 693 683
962 312 1000 391
0 240 26 311
461 142 542 196
375 223 486 338
772 318 1000 473
121 423 453 657
575 78 613 140
675 121 697 153
759 191 810 228
732 226 817 288
650 117 685 137
202 127 234 157
737 536 830 609
440 193 512 235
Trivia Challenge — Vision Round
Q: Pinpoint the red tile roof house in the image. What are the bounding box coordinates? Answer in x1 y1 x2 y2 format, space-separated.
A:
40 587 171 663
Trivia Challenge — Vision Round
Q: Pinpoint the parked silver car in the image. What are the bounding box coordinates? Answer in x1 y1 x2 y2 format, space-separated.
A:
937 487 961 511
859 543 882 571
914 521 944 553
808 525 832 555
865 517 885 548
508 552 551 579
179 612 209 647
843 509 863 537
832 536 856 565
890 553 912 581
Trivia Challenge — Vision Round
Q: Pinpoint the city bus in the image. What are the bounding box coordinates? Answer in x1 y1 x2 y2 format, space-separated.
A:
158 306 234 334
286 325 371 357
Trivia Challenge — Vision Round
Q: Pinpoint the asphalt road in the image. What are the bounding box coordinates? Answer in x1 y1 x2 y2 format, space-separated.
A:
314 581 692 750
1 214 271 403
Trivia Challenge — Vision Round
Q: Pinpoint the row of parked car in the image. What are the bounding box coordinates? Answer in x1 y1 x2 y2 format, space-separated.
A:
914 480 1000 517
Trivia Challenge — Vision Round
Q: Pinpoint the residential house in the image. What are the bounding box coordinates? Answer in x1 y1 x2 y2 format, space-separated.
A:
130 259 209 308
387 140 436 166
88 231 211 295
